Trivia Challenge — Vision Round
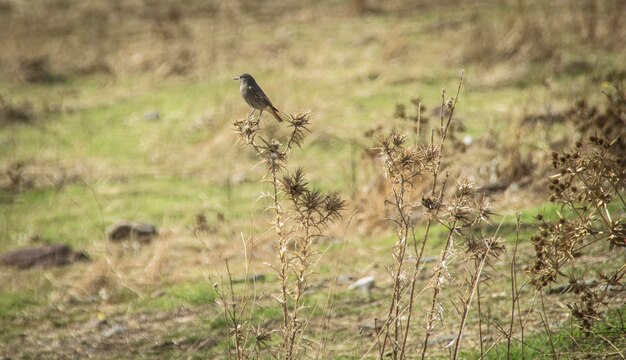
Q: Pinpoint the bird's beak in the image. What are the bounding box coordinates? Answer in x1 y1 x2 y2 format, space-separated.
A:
233 76 239 80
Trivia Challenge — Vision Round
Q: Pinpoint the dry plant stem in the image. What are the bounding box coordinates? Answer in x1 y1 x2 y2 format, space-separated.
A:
379 181 411 359
394 187 409 355
399 217 432 359
239 232 260 359
479 333 507 360
102 254 144 298
271 169 291 345
421 219 458 360
378 72 463 359
235 113 344 359
399 177 448 359
217 284 233 357
226 260 246 360
519 288 538 359
286 226 312 360
240 126 292 353
380 174 432 358
595 332 625 359
477 282 484 358
210 259 247 360
382 77 463 360
452 245 490 360
539 291 558 360
431 70 464 196
507 214 521 359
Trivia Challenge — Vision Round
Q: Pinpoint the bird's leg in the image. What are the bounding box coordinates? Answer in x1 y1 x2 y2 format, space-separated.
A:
247 109 260 128
258 108 264 123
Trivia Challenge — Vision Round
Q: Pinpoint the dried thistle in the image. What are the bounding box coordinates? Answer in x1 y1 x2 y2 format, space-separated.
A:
465 236 505 262
280 167 308 200
323 193 346 222
259 138 286 172
233 117 259 144
528 108 626 335
285 111 311 150
455 179 476 198
232 109 344 358
376 132 425 184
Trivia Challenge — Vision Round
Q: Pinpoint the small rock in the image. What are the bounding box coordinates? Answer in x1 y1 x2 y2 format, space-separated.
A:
98 287 110 301
358 320 383 336
131 223 158 243
107 221 158 243
463 135 474 146
429 334 456 346
421 256 439 264
107 221 132 241
348 276 375 292
337 274 355 283
0 244 89 269
143 110 160 121
102 324 126 338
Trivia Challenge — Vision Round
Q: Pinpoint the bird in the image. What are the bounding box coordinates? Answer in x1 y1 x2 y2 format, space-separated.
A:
234 73 284 122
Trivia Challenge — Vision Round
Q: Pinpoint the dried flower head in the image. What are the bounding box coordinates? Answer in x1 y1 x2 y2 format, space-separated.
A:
422 196 443 211
259 138 286 172
233 118 258 144
285 111 311 149
465 236 505 262
455 179 476 198
323 193 346 222
281 168 308 199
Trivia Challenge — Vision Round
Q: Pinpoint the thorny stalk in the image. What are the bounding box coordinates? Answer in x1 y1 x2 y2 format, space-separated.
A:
421 180 499 358
431 71 464 196
452 234 502 360
421 219 458 360
374 71 465 360
234 112 345 359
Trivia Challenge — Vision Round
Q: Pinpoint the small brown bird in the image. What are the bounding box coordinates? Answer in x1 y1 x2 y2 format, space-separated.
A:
234 73 284 122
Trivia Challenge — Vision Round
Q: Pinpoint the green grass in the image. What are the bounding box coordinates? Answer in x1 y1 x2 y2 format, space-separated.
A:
134 282 217 312
1 177 262 248
0 291 39 319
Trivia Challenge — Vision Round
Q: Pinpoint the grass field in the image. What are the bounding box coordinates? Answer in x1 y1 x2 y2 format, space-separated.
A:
1 0 625 358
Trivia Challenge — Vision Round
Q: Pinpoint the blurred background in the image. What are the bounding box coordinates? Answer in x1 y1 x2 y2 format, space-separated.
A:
1 0 625 358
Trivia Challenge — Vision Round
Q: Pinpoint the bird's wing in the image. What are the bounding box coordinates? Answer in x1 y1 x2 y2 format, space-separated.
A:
249 85 274 106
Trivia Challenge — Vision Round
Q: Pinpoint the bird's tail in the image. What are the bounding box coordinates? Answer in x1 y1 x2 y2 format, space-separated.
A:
268 106 286 123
